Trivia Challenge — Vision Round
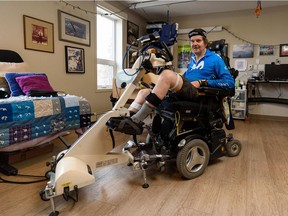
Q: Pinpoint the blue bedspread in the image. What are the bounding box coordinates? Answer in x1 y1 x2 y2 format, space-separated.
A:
0 95 91 148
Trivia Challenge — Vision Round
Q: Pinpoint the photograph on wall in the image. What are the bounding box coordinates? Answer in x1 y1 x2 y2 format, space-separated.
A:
23 15 54 53
232 44 254 58
234 59 247 72
259 45 274 56
127 21 139 47
65 46 85 73
58 10 91 46
177 44 191 68
279 44 288 57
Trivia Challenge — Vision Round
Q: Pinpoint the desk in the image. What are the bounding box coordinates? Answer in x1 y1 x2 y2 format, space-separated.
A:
247 80 288 105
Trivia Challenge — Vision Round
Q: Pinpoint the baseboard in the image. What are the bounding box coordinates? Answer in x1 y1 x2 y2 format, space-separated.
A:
248 114 288 121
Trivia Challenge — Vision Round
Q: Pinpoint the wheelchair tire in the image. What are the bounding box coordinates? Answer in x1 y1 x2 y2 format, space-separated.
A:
225 139 241 157
176 139 210 179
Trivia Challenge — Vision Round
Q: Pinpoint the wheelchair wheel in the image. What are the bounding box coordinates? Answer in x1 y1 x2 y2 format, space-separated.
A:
225 139 241 157
176 139 210 179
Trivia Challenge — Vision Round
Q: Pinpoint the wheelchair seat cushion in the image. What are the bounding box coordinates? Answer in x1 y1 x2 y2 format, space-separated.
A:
198 87 235 97
160 100 202 114
159 98 220 115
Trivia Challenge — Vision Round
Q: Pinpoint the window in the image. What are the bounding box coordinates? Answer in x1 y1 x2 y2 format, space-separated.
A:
97 7 123 90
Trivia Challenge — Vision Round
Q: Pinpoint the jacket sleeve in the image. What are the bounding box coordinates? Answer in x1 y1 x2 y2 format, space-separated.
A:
207 56 235 89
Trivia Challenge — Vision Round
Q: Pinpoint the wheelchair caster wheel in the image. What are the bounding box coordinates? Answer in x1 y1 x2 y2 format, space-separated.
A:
225 139 241 157
142 183 149 188
39 190 50 201
49 211 59 216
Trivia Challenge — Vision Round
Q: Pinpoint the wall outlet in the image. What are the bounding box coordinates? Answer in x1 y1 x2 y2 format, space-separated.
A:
248 64 253 71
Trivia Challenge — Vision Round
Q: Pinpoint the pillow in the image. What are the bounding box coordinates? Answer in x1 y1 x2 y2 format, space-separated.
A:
4 72 46 96
0 77 11 95
15 75 54 95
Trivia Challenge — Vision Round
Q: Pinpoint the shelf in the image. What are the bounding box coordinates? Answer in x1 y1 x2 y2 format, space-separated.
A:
248 97 288 104
231 89 247 120
232 108 246 111
231 109 246 119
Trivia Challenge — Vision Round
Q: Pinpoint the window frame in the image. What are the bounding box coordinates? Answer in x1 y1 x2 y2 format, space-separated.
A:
96 7 121 91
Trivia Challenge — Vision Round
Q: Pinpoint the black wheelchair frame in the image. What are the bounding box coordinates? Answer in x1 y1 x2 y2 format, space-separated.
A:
121 86 241 188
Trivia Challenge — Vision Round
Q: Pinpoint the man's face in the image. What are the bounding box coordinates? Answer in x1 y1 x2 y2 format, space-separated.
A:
190 35 206 55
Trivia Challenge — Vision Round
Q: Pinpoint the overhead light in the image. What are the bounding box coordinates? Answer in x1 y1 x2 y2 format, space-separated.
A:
129 1 194 9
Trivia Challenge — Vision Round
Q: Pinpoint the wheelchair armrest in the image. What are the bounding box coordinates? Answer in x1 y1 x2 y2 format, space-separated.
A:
198 87 235 97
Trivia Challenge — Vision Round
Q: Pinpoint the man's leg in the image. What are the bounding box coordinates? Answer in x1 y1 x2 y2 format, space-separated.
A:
131 70 183 123
106 70 183 135
128 88 151 114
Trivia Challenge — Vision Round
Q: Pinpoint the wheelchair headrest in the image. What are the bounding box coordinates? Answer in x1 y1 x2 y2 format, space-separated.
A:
208 39 226 52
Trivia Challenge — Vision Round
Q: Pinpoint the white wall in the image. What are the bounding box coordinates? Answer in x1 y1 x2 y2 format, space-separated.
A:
1 2 287 117
0 1 145 116
172 6 288 117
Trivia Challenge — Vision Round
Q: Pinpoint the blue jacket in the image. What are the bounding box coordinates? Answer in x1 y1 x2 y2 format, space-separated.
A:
183 49 235 89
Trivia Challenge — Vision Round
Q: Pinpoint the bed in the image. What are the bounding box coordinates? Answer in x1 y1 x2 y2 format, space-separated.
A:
0 50 91 163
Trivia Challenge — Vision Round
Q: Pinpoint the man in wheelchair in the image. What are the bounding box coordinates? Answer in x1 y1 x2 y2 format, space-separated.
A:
107 28 241 188
109 28 234 134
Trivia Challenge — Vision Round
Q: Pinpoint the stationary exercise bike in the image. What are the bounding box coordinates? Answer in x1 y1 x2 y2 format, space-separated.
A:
40 30 241 215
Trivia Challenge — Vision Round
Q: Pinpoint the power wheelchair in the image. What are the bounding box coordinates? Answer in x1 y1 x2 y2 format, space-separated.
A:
107 35 241 188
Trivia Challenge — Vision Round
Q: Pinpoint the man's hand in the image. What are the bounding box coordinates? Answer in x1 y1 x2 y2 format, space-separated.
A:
191 80 208 88
191 81 200 88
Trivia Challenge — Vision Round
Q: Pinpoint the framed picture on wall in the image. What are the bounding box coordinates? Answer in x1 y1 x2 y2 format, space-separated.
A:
234 59 247 72
65 46 85 73
279 44 288 57
232 44 254 58
259 45 274 56
127 21 139 47
23 15 54 53
58 10 91 46
177 44 191 69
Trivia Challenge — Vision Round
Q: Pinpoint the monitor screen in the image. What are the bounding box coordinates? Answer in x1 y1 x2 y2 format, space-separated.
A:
265 64 288 81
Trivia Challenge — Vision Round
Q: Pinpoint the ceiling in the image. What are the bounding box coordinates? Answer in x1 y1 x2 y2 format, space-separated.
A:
118 1 288 21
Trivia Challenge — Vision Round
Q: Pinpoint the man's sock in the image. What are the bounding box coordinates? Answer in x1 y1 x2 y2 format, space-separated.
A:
131 102 153 123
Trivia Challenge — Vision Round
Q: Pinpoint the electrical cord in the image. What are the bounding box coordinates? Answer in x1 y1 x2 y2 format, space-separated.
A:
0 174 47 184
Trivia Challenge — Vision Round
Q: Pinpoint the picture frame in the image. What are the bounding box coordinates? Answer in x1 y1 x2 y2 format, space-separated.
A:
127 21 139 47
259 45 274 56
23 15 54 53
279 44 288 57
65 46 85 73
234 59 247 72
177 44 191 69
232 44 254 58
58 10 90 46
